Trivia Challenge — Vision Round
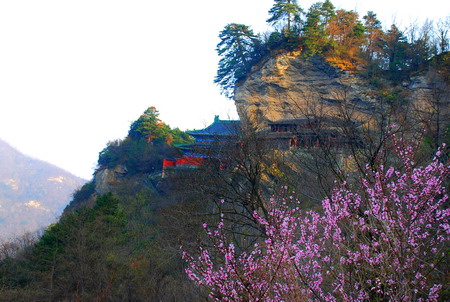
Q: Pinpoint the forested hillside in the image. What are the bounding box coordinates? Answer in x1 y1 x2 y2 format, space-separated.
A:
0 108 204 301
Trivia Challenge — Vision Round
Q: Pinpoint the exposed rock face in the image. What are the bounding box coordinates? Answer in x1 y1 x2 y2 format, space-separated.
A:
234 51 365 125
408 70 449 115
233 51 448 127
93 164 160 198
94 165 128 195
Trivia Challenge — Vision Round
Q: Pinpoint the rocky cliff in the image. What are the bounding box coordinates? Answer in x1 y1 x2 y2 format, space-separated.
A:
234 51 449 127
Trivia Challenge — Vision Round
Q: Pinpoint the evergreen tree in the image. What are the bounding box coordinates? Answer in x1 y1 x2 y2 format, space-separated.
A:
215 23 261 98
320 0 335 24
128 107 169 144
303 1 336 56
382 24 410 78
362 11 383 62
266 0 304 34
410 20 435 69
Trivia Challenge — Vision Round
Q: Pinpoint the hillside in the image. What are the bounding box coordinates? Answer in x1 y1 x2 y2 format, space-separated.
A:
0 95 446 300
0 139 86 239
0 102 448 300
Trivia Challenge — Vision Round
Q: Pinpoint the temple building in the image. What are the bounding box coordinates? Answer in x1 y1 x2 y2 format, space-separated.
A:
162 115 361 176
162 116 240 176
265 117 361 150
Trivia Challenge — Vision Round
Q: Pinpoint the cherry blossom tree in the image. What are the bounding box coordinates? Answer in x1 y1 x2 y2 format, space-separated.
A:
182 142 449 301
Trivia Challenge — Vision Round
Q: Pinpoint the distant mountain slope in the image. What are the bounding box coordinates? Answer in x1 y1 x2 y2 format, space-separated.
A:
0 139 86 239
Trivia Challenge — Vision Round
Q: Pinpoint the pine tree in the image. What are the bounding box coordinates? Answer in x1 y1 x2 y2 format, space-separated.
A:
303 0 336 56
382 24 410 78
214 23 261 98
320 0 335 24
128 107 169 143
266 0 304 34
363 11 383 63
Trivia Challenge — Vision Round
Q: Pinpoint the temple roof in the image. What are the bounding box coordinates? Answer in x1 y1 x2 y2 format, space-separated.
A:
186 115 240 137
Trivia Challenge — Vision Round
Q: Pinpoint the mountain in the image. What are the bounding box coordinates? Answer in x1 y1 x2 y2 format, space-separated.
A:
0 139 86 239
1 10 449 299
0 71 448 299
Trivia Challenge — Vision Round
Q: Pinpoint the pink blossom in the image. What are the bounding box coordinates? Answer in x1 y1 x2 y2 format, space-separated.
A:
182 143 449 301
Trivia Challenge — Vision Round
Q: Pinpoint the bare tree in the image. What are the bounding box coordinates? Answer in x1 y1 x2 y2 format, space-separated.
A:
436 17 450 53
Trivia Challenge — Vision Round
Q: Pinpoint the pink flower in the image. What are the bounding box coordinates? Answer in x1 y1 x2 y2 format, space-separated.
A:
182 143 449 301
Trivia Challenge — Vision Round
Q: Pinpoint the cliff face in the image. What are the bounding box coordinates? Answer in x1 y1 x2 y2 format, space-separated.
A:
94 165 128 195
233 51 448 126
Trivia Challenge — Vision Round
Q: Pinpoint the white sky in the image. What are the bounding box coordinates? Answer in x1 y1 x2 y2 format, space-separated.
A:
0 0 448 179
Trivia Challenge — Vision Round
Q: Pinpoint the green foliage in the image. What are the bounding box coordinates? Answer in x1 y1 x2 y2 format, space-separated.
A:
360 11 384 77
127 106 192 145
128 106 169 143
21 194 127 300
97 139 122 168
170 127 188 144
303 1 336 57
215 23 263 98
0 193 129 300
32 193 126 267
215 0 448 97
0 174 203 301
72 181 95 203
98 137 181 174
98 107 191 174
266 31 302 51
381 24 411 81
319 0 335 22
409 20 436 70
431 51 450 83
362 11 383 57
267 0 304 34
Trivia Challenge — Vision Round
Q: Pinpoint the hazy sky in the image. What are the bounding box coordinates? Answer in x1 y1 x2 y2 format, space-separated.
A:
0 0 448 179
